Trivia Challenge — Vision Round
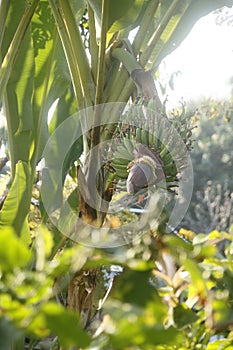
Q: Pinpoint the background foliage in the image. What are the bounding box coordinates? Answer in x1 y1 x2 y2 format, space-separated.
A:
182 99 233 233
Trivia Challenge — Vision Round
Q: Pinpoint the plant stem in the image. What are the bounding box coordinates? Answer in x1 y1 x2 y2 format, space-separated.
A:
111 0 182 103
91 0 108 149
87 2 99 84
95 0 108 106
105 0 160 104
87 0 109 218
107 46 141 103
117 82 137 109
111 47 141 74
58 0 94 106
104 29 132 103
0 0 40 102
49 0 83 107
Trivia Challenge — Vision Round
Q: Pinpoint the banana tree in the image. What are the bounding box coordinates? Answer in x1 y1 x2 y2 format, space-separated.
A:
1 0 232 346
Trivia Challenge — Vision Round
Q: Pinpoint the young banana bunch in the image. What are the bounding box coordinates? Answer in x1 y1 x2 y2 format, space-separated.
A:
110 98 194 195
126 143 164 194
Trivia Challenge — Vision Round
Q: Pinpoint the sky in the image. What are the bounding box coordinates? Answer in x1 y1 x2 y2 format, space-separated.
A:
159 10 233 106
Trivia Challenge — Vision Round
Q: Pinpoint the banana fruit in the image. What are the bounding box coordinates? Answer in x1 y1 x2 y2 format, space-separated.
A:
110 98 194 192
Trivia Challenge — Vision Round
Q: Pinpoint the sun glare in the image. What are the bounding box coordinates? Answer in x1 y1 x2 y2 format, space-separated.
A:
160 10 233 106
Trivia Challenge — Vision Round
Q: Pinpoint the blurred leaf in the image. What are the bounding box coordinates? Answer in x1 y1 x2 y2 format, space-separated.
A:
112 269 159 307
221 270 233 301
184 258 207 299
26 310 50 338
0 295 35 332
193 244 217 260
0 227 31 272
0 317 22 350
208 230 222 240
52 245 93 276
42 302 91 348
27 301 92 346
34 227 54 271
213 299 233 329
193 233 210 245
106 300 180 348
164 234 193 259
206 340 233 350
173 304 198 329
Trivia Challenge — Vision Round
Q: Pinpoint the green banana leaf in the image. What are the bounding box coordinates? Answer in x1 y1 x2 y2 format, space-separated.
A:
2 0 35 178
41 113 83 214
31 0 85 165
0 161 31 243
88 0 146 32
